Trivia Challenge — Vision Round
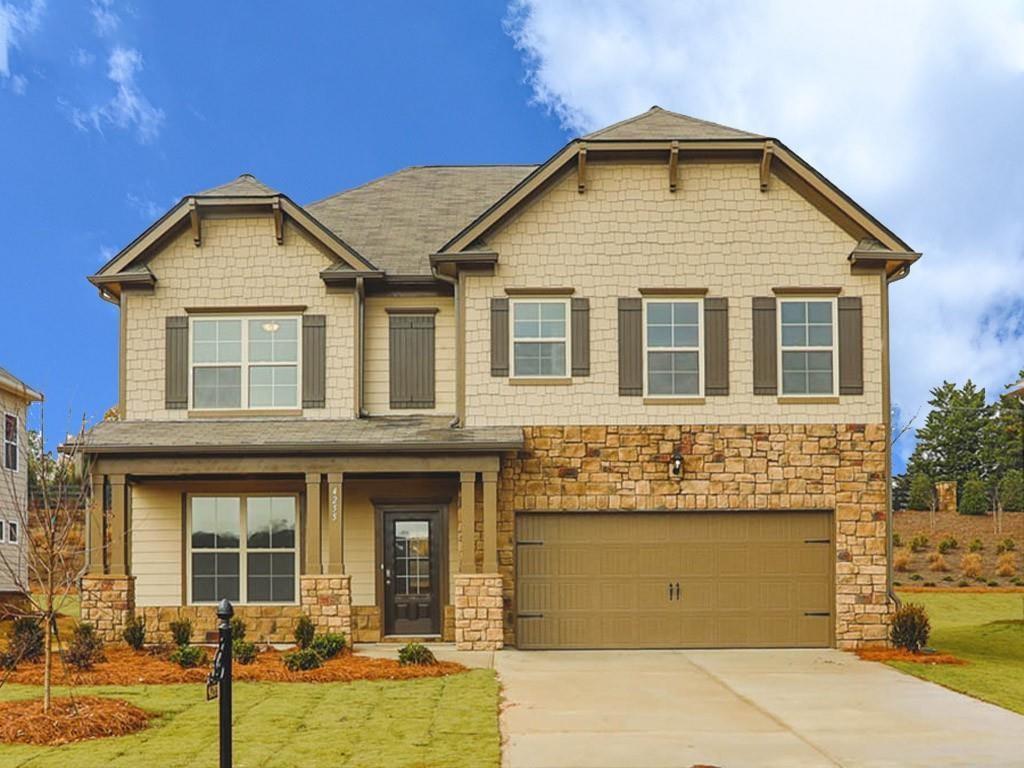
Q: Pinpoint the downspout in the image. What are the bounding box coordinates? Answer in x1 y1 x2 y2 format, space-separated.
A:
431 264 461 428
884 264 911 610
355 276 367 418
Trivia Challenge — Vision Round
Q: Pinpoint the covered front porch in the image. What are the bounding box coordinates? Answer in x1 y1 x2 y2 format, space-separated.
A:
77 417 520 651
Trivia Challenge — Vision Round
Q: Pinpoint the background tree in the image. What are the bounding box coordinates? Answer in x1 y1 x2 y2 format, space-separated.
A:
959 474 990 516
907 473 934 511
998 469 1023 513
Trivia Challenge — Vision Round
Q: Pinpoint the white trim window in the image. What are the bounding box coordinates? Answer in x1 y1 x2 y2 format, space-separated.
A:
6 520 17 545
510 298 570 378
643 298 703 397
3 413 17 471
188 495 298 605
779 298 837 396
189 316 300 410
0 520 5 543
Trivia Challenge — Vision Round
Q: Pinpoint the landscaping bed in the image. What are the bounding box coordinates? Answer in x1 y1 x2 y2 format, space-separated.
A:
856 648 965 665
2 646 466 686
0 696 151 746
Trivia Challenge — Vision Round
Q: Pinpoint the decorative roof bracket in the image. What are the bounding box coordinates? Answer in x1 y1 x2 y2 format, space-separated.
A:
189 199 201 246
759 140 774 193
577 144 587 194
668 141 679 193
272 198 284 245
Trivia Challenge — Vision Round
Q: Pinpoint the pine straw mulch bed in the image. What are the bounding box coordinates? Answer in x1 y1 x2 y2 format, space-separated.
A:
3 646 466 686
855 648 966 665
897 586 1024 593
0 696 152 746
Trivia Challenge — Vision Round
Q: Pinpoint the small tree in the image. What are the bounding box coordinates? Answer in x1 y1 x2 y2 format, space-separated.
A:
998 469 1023 513
959 475 989 516
907 473 934 511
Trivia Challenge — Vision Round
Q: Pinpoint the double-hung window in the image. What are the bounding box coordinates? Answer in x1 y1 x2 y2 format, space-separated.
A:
7 520 17 545
511 299 569 378
3 414 17 471
779 298 837 396
190 316 300 410
189 495 298 604
643 299 703 397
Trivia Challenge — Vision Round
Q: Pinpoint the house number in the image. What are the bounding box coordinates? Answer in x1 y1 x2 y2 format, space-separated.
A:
330 486 340 522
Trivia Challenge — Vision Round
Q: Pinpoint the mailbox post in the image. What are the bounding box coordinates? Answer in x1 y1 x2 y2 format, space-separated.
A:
208 598 234 768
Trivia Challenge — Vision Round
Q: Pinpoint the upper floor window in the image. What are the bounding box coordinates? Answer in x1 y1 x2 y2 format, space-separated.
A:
190 316 300 409
511 299 569 378
779 299 836 396
6 520 17 545
3 414 17 471
644 299 703 397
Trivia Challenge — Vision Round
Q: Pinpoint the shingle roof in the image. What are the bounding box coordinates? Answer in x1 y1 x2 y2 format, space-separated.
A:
0 366 43 402
196 173 279 197
306 165 536 275
78 416 523 455
583 106 761 141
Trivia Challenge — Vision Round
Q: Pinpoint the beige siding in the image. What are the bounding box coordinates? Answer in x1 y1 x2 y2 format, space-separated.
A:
124 215 356 420
131 485 183 606
0 391 29 592
363 296 456 415
464 161 883 426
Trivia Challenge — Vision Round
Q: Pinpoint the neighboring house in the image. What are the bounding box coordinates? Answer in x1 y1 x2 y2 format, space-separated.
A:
0 367 43 599
78 107 919 650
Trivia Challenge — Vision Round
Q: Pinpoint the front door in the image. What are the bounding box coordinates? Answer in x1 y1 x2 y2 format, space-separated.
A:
383 510 441 636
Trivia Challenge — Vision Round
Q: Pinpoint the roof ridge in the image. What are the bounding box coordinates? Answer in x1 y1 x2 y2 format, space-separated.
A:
583 105 760 140
650 106 762 138
582 106 660 139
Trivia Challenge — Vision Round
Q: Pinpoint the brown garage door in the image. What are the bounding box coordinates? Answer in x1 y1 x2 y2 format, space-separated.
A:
516 511 833 649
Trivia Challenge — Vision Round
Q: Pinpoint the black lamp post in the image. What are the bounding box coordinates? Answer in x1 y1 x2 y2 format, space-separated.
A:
215 598 233 768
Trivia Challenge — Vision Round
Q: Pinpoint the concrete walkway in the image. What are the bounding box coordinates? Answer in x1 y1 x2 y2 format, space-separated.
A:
495 649 1024 768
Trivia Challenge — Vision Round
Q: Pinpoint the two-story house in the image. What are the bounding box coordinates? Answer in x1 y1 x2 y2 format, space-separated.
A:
0 366 42 602
78 108 918 650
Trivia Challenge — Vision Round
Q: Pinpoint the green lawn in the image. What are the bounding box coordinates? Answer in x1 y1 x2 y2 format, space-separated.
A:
0 671 500 768
891 591 1024 714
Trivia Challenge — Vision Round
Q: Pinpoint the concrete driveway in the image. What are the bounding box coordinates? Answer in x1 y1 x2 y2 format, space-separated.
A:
496 649 1024 768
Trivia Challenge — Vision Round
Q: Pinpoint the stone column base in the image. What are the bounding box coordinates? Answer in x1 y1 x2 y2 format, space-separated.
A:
81 575 136 643
454 573 503 651
300 574 352 641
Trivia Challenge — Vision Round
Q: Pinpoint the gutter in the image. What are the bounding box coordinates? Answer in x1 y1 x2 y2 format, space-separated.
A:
75 439 524 456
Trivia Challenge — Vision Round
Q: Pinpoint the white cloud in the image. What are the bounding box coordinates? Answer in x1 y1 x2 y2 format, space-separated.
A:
507 0 1024 466
125 191 162 220
71 46 164 143
89 0 118 36
0 0 44 79
71 47 95 67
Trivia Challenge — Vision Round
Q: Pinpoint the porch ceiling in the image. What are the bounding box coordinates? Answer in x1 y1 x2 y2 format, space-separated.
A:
76 415 523 456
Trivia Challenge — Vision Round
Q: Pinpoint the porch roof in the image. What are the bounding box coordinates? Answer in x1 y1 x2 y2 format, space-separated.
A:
77 416 524 456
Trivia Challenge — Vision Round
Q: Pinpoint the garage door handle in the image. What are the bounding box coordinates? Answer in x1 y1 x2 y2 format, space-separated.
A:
674 582 680 601
804 611 830 617
519 612 544 619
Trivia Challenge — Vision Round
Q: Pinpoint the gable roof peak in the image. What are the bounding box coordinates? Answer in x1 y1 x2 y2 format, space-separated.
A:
583 106 763 141
195 173 279 198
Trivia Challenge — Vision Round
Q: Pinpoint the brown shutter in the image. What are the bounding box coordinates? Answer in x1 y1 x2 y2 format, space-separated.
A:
490 298 509 377
704 298 729 396
165 316 188 409
389 314 435 408
838 296 864 395
618 298 643 396
752 297 778 395
302 315 326 408
571 297 590 376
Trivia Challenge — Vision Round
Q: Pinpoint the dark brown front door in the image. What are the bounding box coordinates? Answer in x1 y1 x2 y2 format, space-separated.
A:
384 510 441 636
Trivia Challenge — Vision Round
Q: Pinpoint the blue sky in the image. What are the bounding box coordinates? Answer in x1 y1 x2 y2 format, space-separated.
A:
2 1 1022 471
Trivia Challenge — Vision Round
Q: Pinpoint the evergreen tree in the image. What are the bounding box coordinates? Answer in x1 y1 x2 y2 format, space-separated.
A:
907 473 934 511
959 474 990 516
999 469 1024 513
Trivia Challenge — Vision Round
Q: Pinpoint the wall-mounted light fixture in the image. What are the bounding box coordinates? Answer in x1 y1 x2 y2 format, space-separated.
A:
671 451 683 477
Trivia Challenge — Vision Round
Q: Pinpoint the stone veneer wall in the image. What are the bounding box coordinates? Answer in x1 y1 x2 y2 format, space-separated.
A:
497 424 891 649
454 574 503 650
300 575 352 640
81 576 135 643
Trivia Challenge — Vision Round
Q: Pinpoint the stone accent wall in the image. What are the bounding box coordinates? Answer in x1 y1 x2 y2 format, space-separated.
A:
351 606 381 643
139 604 306 644
300 574 352 640
498 424 891 649
454 573 503 651
81 575 135 642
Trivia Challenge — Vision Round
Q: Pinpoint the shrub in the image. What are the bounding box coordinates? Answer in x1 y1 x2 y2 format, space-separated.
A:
398 642 436 666
910 535 929 553
996 552 1017 578
942 576 954 582
961 553 983 579
169 617 193 647
122 616 146 650
988 580 1000 587
1013 577 1024 587
958 580 970 587
997 538 1017 555
230 617 246 642
923 581 936 587
908 473 934 511
294 616 315 650
999 469 1024 513
65 623 106 670
10 617 44 663
969 538 985 553
310 633 346 660
169 645 207 668
959 476 989 516
909 573 923 581
928 553 950 572
283 648 322 671
232 639 258 665
938 537 958 554
892 580 902 586
0 651 18 671
890 603 930 652
892 533 903 548
893 552 910 572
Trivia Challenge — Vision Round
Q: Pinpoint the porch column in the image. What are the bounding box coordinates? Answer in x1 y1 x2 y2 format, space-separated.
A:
325 473 344 573
482 471 498 573
108 474 127 576
459 471 477 573
304 473 323 575
87 474 105 574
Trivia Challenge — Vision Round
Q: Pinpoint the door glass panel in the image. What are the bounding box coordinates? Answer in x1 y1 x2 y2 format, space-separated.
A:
394 521 430 596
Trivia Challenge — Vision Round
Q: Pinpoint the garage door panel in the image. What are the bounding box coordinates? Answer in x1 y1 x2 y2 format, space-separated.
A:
516 511 833 649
